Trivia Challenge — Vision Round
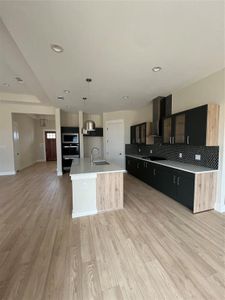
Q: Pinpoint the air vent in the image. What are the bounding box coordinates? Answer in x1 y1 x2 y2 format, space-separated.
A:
57 96 64 101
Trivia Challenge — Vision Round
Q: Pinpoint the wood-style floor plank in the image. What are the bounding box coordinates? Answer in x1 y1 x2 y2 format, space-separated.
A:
0 162 224 299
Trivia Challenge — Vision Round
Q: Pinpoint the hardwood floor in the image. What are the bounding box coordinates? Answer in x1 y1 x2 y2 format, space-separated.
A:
0 162 224 300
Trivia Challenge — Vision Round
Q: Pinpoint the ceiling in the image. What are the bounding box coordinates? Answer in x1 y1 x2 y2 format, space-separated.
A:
0 1 224 113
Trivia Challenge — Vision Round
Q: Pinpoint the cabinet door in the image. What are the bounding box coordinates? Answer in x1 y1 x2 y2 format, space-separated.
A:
163 117 172 144
174 113 186 144
126 157 132 174
126 157 136 176
176 171 194 210
144 162 154 185
130 126 136 144
140 123 146 144
159 167 177 199
135 126 141 144
185 106 207 146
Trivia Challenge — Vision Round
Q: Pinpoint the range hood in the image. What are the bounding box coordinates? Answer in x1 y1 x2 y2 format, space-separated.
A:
84 120 96 131
152 95 172 136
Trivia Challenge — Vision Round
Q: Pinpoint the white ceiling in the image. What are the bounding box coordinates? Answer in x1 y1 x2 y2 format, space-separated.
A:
0 1 224 113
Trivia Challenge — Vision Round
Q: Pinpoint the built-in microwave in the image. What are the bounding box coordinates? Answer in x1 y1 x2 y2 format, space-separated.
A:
62 133 79 144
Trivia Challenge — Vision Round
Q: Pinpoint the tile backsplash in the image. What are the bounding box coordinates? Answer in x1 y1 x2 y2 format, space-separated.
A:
125 144 219 169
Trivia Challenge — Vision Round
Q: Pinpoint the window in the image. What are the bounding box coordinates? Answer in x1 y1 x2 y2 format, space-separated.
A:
46 132 56 139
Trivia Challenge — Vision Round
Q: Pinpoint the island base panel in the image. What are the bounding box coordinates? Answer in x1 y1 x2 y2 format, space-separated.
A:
96 172 124 212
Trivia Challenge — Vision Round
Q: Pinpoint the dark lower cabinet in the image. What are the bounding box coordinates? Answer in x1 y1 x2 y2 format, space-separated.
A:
175 171 194 210
126 157 195 211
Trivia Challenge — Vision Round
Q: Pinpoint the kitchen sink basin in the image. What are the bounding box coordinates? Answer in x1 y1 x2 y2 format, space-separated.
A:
141 156 166 161
93 160 110 165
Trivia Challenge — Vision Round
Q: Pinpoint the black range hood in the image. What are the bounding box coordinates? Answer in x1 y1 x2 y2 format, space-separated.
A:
152 94 172 136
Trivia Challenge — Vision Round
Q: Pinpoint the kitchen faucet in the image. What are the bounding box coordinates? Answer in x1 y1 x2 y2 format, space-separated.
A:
90 147 100 165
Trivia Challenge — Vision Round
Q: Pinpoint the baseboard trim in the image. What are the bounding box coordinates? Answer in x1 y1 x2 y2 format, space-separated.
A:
57 171 63 176
36 159 46 162
215 204 225 213
0 171 16 176
72 209 97 218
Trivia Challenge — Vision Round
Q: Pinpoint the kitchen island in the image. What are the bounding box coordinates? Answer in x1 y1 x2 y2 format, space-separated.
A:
70 158 126 218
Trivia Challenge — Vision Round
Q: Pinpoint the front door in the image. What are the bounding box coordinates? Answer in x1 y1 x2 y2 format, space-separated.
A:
45 131 57 161
105 120 124 167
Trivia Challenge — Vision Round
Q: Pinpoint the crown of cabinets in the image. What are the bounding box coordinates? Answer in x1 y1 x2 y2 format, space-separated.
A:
130 122 153 145
162 104 219 146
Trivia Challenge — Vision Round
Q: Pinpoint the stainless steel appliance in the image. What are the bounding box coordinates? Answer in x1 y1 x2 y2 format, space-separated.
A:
62 133 79 144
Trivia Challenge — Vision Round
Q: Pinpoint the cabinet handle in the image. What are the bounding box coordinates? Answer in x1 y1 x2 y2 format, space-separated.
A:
173 175 176 184
187 136 190 145
177 177 180 186
169 137 172 144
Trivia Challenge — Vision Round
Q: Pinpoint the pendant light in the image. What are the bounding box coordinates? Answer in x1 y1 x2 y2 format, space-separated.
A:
83 78 96 132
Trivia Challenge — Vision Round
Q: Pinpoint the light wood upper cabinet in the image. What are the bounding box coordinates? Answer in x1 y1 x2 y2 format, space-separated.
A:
162 117 172 144
206 104 220 146
174 113 186 144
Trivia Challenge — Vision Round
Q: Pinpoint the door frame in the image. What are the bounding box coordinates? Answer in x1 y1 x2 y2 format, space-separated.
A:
12 120 20 172
43 129 56 162
104 119 125 166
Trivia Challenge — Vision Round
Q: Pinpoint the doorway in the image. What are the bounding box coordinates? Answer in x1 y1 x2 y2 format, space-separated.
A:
44 131 57 161
105 120 125 167
12 121 20 171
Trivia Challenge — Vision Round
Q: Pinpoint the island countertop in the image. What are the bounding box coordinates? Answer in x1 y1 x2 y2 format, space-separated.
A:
70 157 126 178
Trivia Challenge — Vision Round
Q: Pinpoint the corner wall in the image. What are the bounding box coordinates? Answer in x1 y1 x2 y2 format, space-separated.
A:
0 102 55 175
172 68 225 212
103 103 153 145
12 114 37 170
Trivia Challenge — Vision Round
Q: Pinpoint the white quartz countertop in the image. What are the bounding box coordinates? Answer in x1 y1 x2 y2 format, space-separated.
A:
70 158 126 177
126 154 218 174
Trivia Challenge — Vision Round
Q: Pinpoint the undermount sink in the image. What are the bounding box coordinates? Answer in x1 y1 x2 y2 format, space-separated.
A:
93 160 110 165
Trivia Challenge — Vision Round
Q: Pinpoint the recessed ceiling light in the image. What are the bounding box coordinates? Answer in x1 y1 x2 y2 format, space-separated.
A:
57 96 64 101
64 89 70 94
15 77 24 83
152 66 162 72
122 96 129 100
2 82 10 87
51 44 64 53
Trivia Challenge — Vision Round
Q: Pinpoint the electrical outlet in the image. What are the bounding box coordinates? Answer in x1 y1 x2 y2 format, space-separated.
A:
138 148 141 153
195 154 201 161
179 153 183 158
150 149 153 154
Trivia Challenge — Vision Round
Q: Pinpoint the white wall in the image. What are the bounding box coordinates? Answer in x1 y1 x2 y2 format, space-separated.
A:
103 103 153 144
172 68 225 212
12 114 36 170
0 102 55 175
61 111 79 127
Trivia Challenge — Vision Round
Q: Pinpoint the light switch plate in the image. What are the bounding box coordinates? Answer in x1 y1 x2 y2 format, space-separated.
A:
179 153 183 158
150 149 153 154
195 154 201 161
